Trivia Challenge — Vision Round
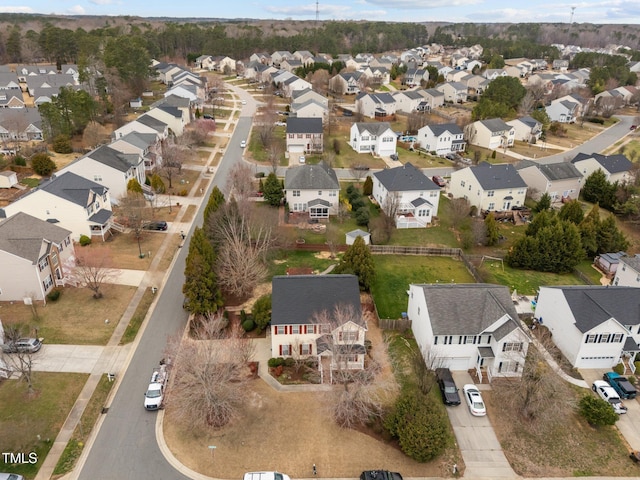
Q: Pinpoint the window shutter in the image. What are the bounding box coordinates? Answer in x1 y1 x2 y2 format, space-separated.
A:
502 343 507 352
279 345 282 355
299 344 302 354
274 326 277 335
309 344 313 354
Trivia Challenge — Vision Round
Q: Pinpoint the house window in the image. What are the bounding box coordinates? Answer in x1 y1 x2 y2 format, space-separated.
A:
43 275 53 290
443 336 453 344
318 191 322 196
281 344 291 356
93 175 102 182
306 325 315 334
599 333 611 343
465 336 476 344
487 191 494 197
612 333 624 343
430 191 437 197
329 191 337 197
38 257 49 272
498 361 520 373
585 334 597 343
276 326 286 335
417 307 420 315
488 203 495 210
320 324 331 334
339 331 359 342
502 342 523 352
292 190 300 197
434 336 438 345
292 325 300 334
301 344 312 355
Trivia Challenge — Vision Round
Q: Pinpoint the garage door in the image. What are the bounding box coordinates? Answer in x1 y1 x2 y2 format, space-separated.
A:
439 357 469 371
578 356 616 369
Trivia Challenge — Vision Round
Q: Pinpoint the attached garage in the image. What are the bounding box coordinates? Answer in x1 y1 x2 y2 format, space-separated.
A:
577 356 617 369
439 357 470 371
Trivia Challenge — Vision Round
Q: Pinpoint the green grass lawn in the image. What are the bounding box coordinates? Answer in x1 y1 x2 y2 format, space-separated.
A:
478 260 587 295
268 250 337 277
371 255 476 319
0 373 87 479
574 259 605 285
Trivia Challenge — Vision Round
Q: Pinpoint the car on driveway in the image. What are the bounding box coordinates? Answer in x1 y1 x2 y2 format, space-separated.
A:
603 371 637 399
143 221 168 231
592 380 627 414
1 338 42 354
463 384 486 416
436 368 461 406
360 471 403 480
432 175 446 187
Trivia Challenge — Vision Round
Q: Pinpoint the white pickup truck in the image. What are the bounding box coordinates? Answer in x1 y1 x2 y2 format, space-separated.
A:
144 362 169 411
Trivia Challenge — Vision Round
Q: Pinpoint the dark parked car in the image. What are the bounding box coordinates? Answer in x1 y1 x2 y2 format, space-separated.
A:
436 368 461 406
432 175 446 187
603 372 637 399
2 338 42 354
360 471 403 480
143 221 168 231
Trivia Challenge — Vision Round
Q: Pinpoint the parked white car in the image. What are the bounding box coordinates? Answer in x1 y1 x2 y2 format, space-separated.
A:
592 380 627 414
463 384 486 416
244 473 290 480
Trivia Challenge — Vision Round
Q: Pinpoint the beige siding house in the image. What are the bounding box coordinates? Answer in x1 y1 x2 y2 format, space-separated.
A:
516 160 583 203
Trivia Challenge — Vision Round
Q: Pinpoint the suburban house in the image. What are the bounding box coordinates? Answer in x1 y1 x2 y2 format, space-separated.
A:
355 92 397 119
144 105 187 136
113 114 169 142
613 255 640 287
271 274 368 383
570 152 633 185
284 163 340 218
392 90 426 113
449 162 527 212
404 68 429 87
545 98 578 123
109 131 163 172
417 123 466 156
407 283 530 381
534 286 640 370
58 144 146 204
515 159 583 203
0 108 44 142
416 88 445 112
0 172 113 241
436 82 468 103
285 117 324 155
465 118 515 150
349 122 397 157
0 212 75 302
330 71 364 95
372 162 441 228
506 116 543 143
290 89 328 122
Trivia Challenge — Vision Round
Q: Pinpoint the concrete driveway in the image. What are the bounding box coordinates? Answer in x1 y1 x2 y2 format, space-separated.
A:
30 344 130 374
449 371 518 478
580 368 640 451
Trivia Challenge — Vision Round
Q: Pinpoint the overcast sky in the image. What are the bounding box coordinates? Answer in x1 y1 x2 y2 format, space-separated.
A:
2 0 640 24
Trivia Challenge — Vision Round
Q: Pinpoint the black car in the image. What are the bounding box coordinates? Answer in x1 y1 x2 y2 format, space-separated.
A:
360 471 403 480
143 221 168 231
436 368 461 406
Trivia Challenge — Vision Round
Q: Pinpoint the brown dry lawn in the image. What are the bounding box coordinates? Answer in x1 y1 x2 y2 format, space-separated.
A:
546 122 605 149
87 230 167 270
0 284 136 344
164 321 461 479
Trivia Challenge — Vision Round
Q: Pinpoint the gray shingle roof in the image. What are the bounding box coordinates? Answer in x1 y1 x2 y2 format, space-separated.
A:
479 118 512 133
285 163 339 190
374 162 439 192
136 114 167 132
427 123 463 137
42 172 108 206
0 211 71 263
549 286 640 332
85 145 141 172
469 162 527 190
571 152 632 174
272 274 361 325
286 117 323 134
415 283 520 338
353 122 393 137
619 255 640 273
516 160 582 181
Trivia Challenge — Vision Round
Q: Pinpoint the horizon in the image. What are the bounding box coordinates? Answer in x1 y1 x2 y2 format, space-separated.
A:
1 1 640 25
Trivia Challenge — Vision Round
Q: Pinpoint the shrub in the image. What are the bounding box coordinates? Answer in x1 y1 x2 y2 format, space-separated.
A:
350 197 365 210
13 156 27 166
52 134 73 154
491 150 497 159
584 117 605 124
283 357 295 367
268 357 285 368
78 234 92 246
613 363 625 375
363 176 373 196
47 288 62 302
31 153 57 176
241 318 255 332
578 395 618 426
355 206 370 226
333 138 341 155
252 294 272 332
179 188 188 196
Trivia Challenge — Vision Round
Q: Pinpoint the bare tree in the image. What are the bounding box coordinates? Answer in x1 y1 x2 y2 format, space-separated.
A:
71 246 117 298
325 223 341 259
267 142 284 173
166 314 252 428
116 191 153 238
1 325 37 394
306 69 330 96
225 162 255 203
211 201 278 299
161 140 187 189
311 304 393 429
447 197 472 221
406 112 430 134
179 120 216 147
518 91 537 116
103 69 132 128
350 165 368 184
82 121 110 149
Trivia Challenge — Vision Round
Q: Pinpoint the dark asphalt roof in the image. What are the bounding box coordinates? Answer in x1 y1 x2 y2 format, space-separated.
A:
272 275 361 326
469 162 527 190
286 117 323 134
518 160 582 181
414 283 520 338
85 145 141 172
88 209 113 224
285 162 339 190
549 286 640 333
425 123 463 137
570 152 632 174
373 162 439 192
0 212 71 263
41 172 108 206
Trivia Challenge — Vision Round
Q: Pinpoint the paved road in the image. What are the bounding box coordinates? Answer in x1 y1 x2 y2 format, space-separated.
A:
76 94 252 480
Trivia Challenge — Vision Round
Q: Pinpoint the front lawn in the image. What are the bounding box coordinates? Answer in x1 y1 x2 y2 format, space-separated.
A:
371 255 476 319
0 373 87 479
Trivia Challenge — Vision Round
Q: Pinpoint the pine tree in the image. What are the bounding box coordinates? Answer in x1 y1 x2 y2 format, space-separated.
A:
335 236 375 291
262 172 284 206
363 176 373 196
598 216 629 253
204 186 225 225
558 199 584 224
533 192 551 213
484 212 499 246
183 227 222 315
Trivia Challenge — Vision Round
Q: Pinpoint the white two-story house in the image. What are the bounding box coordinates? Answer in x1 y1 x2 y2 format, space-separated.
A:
349 122 397 157
465 118 515 150
417 123 466 156
284 163 340 219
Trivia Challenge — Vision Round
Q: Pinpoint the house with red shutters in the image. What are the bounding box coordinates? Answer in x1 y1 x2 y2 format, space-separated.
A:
270 274 367 383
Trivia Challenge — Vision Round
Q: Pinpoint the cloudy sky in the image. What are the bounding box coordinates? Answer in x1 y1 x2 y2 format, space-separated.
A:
1 0 640 24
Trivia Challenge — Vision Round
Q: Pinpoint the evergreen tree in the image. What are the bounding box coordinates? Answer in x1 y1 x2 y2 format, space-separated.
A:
183 227 222 315
598 216 629 253
579 205 601 257
203 186 225 225
127 178 144 194
525 209 554 237
533 192 551 213
262 172 284 206
582 170 617 211
558 199 584 225
363 176 373 196
484 212 499 246
334 236 375 291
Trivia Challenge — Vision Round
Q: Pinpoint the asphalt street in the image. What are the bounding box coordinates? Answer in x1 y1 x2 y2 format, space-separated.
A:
76 97 253 480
